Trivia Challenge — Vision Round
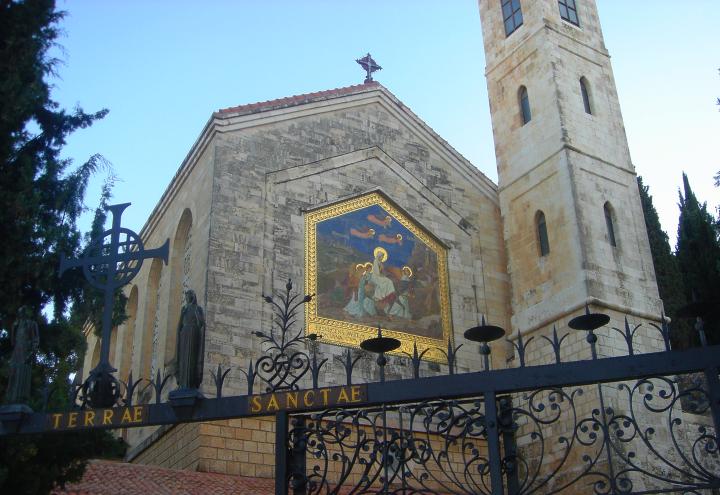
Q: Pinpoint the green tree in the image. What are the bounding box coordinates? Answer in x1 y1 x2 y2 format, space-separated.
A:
676 173 720 344
637 177 692 347
0 1 125 493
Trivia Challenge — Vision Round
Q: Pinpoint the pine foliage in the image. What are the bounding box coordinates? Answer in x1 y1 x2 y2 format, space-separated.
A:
676 173 720 344
636 177 692 347
0 1 125 493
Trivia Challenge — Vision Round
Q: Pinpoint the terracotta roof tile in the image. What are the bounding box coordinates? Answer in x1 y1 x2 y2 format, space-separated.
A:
216 82 381 117
52 460 275 495
51 459 452 494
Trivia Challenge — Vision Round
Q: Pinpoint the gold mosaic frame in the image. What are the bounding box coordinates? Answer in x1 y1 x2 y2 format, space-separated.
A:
304 192 452 362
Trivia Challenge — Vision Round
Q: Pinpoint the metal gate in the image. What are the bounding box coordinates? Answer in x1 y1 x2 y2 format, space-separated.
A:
1 204 718 494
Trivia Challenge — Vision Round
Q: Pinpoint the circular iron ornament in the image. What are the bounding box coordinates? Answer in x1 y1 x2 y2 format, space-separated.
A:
361 335 401 354
568 312 610 331
82 369 122 409
464 324 505 343
83 227 144 290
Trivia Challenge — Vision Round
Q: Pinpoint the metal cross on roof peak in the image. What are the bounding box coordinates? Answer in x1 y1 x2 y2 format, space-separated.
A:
356 53 382 83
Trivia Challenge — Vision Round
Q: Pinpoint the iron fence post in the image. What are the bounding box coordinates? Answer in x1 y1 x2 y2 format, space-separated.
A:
275 411 290 495
499 396 519 495
484 391 505 495
289 415 307 495
704 366 720 436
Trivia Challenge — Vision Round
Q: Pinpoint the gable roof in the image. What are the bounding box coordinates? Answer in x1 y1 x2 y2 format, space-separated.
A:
141 81 498 240
212 82 496 196
216 82 381 117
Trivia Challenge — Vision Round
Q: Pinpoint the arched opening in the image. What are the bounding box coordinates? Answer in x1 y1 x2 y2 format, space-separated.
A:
536 211 550 257
90 338 101 370
108 326 118 369
519 86 531 125
165 209 193 374
141 258 163 382
580 77 592 115
119 285 138 381
604 202 617 247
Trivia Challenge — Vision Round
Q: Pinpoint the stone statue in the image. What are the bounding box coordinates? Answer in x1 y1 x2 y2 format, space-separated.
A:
175 290 205 389
4 306 39 404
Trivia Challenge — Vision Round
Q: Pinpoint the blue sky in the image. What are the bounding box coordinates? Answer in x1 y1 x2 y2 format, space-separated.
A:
53 1 719 244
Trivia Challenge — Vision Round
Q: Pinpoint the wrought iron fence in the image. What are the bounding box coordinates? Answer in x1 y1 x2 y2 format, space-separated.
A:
3 279 720 495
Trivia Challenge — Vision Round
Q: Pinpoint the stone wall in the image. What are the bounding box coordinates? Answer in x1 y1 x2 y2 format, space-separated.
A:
204 88 511 400
132 423 201 471
119 84 512 466
132 417 275 476
478 0 661 335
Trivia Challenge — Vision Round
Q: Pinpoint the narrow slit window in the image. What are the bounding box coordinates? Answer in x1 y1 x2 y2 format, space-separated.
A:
558 0 580 26
604 203 617 247
502 0 524 37
537 211 550 256
519 86 531 125
580 78 592 114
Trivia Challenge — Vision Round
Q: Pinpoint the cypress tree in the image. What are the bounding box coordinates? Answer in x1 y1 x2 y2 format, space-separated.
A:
0 1 125 492
676 173 720 344
636 177 692 347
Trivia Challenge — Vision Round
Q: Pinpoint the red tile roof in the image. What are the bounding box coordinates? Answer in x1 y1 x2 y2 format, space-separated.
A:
216 82 382 117
52 459 450 494
53 460 274 495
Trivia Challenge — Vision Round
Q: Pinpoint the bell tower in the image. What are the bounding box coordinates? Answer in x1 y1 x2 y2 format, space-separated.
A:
477 0 662 337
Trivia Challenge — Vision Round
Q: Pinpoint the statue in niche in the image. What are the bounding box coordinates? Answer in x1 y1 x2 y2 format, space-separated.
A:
174 290 205 389
4 306 40 404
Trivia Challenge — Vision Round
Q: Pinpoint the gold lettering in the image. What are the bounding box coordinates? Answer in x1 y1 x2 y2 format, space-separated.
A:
250 395 262 413
52 413 63 429
320 388 330 406
267 394 280 412
83 411 96 427
121 408 132 424
68 412 78 428
337 387 350 403
133 406 143 423
303 390 315 407
103 409 113 425
286 392 298 409
351 386 362 403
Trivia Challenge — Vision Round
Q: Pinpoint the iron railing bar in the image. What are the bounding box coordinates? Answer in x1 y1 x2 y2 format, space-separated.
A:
483 391 504 495
275 410 289 495
365 346 720 406
4 346 720 436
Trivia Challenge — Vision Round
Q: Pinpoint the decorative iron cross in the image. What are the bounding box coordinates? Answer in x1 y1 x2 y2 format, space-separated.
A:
60 203 168 406
356 53 382 83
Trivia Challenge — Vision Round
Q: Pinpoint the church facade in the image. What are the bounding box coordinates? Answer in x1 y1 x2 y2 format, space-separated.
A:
81 0 665 477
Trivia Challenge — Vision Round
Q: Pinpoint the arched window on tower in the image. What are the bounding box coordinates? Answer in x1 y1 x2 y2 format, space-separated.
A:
604 202 617 247
536 211 550 257
580 77 592 115
519 86 531 125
